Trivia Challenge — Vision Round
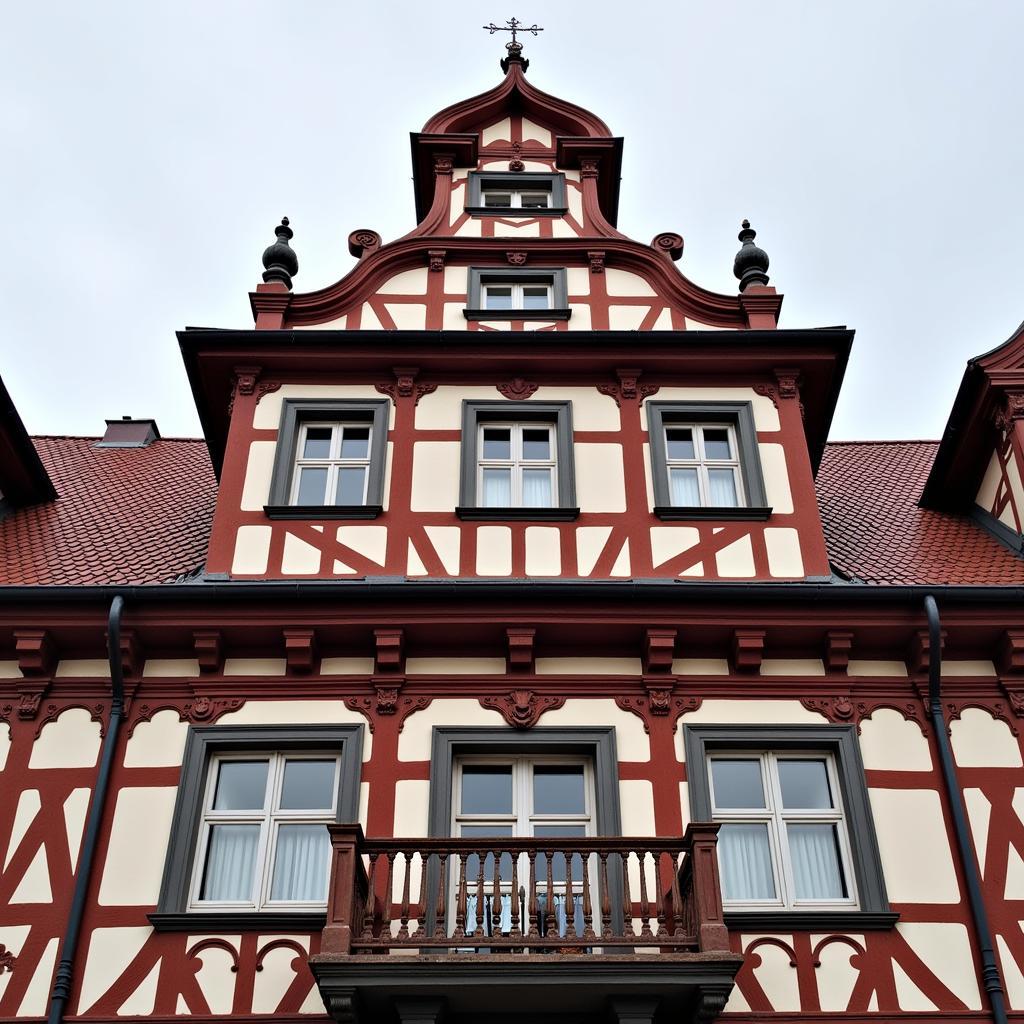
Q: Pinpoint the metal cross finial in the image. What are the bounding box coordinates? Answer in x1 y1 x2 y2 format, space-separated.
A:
482 17 544 48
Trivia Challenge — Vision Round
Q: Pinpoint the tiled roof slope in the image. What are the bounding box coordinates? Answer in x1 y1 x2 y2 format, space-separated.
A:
0 437 216 585
817 441 1024 585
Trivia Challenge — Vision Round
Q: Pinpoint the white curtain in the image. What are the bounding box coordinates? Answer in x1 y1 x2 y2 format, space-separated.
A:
271 824 330 901
718 824 775 900
482 469 511 506
669 469 700 505
707 469 738 506
522 469 552 507
788 824 843 899
203 824 259 901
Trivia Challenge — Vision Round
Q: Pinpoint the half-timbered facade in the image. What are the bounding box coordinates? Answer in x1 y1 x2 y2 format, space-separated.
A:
2 31 1024 1024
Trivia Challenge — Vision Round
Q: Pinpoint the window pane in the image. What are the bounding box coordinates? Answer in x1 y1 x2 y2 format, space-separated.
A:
702 428 733 460
280 759 336 810
718 823 776 900
335 466 367 505
710 759 765 809
665 427 695 460
296 466 328 505
669 467 700 506
482 467 512 506
482 428 511 460
461 765 513 814
339 426 370 459
533 766 585 814
213 760 269 810
302 427 333 459
521 429 551 460
788 823 846 899
484 287 514 309
521 468 553 507
201 824 260 901
271 824 330 901
519 192 550 208
707 468 739 507
778 759 833 809
534 825 587 884
483 192 512 207
521 286 550 310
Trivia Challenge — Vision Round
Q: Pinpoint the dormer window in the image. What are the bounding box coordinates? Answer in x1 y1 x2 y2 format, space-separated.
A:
466 172 568 216
465 268 570 321
482 187 552 210
482 281 552 312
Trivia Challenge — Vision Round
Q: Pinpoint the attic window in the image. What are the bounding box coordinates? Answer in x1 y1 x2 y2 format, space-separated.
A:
94 417 160 448
464 268 571 322
466 172 568 216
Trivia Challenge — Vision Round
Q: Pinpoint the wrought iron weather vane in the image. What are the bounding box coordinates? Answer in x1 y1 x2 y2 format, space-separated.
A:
483 17 543 67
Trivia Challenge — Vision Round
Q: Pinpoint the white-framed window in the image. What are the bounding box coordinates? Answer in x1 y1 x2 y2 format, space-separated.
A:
477 422 557 507
290 421 372 506
664 422 744 508
482 281 553 312
481 187 552 210
189 752 341 910
708 751 857 911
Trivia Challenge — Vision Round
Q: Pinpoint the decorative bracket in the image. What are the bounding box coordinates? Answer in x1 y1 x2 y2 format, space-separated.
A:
615 693 702 734
428 249 446 273
643 629 676 675
993 392 1024 433
506 251 528 266
508 142 525 173
115 628 142 680
14 630 55 677
374 629 405 675
480 689 565 729
284 629 318 674
497 378 539 401
799 695 928 735
376 367 437 406
908 627 946 675
344 688 430 733
825 630 854 673
997 629 1024 675
596 368 659 408
587 250 606 274
507 628 536 672
193 630 225 675
732 629 765 673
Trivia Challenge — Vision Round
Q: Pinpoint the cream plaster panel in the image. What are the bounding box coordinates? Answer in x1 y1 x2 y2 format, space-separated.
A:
407 541 428 576
64 787 90 870
1008 452 1024 518
576 443 626 512
526 526 561 576
675 700 828 761
998 933 1024 1008
760 659 825 676
193 942 238 1015
1005 845 1024 898
55 659 109 677
520 118 552 145
394 779 430 838
567 187 585 225
759 444 793 513
673 659 730 675
454 217 483 237
869 789 959 902
11 845 51 903
607 305 648 330
723 984 751 1013
893 961 938 1010
493 220 541 238
0 926 31 1003
610 540 631 576
223 658 287 676
5 790 40 869
565 267 590 295
282 531 322 575
745 935 800 1010
78 926 153 1013
143 658 201 677
859 709 932 771
1000 498 1017 529
251 936 311 1014
764 527 803 577
232 524 271 574
650 526 700 569
124 709 189 768
450 182 466 226
604 268 657 297
542 699 650 762
643 389 779 433
476 526 512 575
847 659 908 676
535 388 621 430
254 385 393 430
118 960 159 1015
30 707 101 769
241 441 276 510
338 526 388 567
813 935 863 1011
416 386 509 428
377 268 429 295
651 307 674 330
216 701 371 758
620 779 657 896
0 660 21 678
522 321 559 332
383 303 427 330
481 117 512 145
976 449 1002 511
321 658 375 674
17 935 57 1017
683 318 737 331
715 535 755 577
951 707 1023 767
536 658 643 676
398 699 506 761
359 781 369 832
943 659 998 677
411 441 460 511
359 302 384 330
964 788 991 875
562 170 581 182
425 525 461 575
566 303 593 330
444 266 468 292
576 526 612 575
406 658 506 675
99 787 177 905
550 217 578 238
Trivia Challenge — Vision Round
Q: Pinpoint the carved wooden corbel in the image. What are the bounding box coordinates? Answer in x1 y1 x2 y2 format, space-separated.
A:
284 629 318 675
193 630 224 675
14 630 55 677
374 629 405 675
825 630 854 673
908 627 945 675
732 629 765 673
997 629 1024 676
596 368 659 408
643 629 676 675
507 628 536 672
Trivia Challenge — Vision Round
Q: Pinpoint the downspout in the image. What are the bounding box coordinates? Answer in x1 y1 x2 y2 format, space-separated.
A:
47 595 125 1024
924 594 1007 1024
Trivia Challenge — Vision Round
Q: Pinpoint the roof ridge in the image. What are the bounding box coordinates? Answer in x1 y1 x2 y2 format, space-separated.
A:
825 439 940 447
31 434 207 443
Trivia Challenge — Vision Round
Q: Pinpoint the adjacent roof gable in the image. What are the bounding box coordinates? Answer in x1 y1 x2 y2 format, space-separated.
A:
0 375 56 514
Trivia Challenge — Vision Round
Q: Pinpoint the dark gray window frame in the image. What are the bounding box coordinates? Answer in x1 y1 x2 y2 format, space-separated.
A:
150 723 364 932
457 399 578 520
646 401 771 521
464 267 571 321
265 398 390 519
426 726 624 935
466 171 569 217
683 724 897 931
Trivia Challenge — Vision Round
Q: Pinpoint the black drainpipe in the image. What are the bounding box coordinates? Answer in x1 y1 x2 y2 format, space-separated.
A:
924 594 1007 1024
47 595 125 1024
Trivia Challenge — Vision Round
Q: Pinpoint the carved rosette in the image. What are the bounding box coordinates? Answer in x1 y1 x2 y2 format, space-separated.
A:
651 232 684 261
497 378 539 401
508 142 525 172
596 368 658 408
343 693 432 733
480 690 566 729
347 229 382 259
376 368 437 406
506 251 528 266
614 694 702 734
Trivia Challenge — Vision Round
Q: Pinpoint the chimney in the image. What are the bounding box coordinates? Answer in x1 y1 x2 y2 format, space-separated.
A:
95 416 161 448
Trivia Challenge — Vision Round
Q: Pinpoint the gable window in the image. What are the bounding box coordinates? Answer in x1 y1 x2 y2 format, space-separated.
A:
646 401 771 520
466 171 568 216
465 268 570 321
684 725 896 930
458 400 577 520
266 399 389 519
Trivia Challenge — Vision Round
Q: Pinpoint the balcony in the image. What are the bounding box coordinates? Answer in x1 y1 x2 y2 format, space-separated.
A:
309 824 743 1024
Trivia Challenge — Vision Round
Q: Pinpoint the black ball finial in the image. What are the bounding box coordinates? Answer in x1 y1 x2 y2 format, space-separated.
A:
262 216 299 289
733 218 770 291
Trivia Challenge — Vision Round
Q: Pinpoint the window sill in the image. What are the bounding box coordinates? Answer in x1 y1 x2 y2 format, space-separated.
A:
463 308 572 321
654 505 773 521
264 504 383 520
464 206 569 217
149 910 327 932
724 910 899 931
456 506 580 522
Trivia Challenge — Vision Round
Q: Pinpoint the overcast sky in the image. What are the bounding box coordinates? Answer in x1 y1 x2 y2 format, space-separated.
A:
2 1 1022 442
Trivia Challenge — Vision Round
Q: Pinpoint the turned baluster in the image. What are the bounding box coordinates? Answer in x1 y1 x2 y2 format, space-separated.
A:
510 850 521 939
527 851 539 938
637 849 653 937
398 852 412 939
411 851 427 940
544 851 555 937
434 852 448 939
491 850 503 937
563 848 576 939
475 848 486 938
621 851 634 938
361 853 379 939
381 851 396 943
670 850 685 937
581 848 594 939
454 852 468 939
599 851 612 938
655 850 668 938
